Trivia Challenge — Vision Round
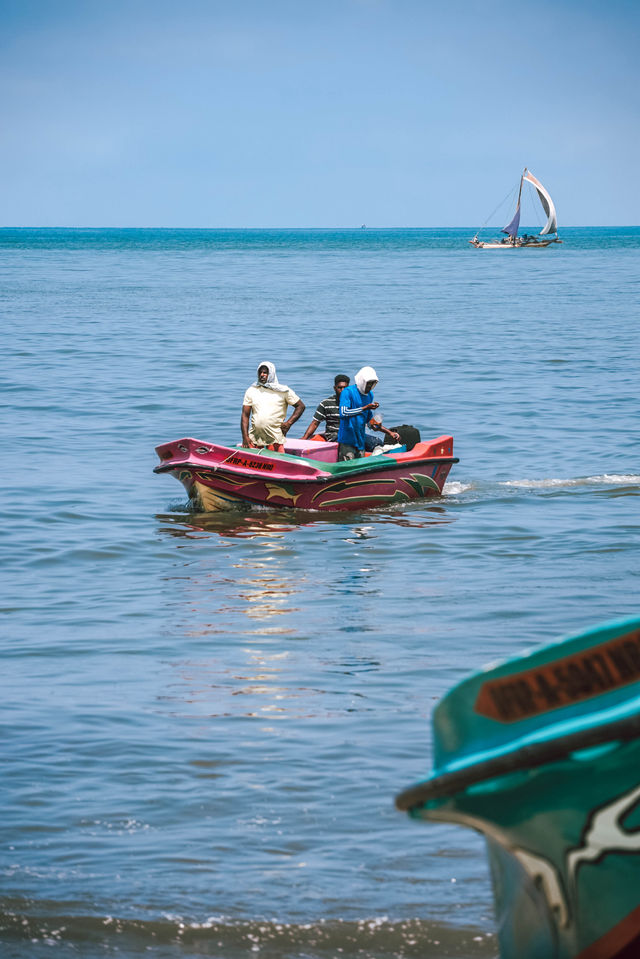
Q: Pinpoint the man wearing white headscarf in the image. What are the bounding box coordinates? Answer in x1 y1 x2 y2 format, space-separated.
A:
241 361 305 451
337 366 399 460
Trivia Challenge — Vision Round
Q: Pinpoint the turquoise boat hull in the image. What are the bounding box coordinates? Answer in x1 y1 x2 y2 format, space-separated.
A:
396 616 640 959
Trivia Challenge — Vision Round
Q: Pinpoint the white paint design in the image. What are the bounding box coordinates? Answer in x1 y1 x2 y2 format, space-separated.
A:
567 782 640 890
426 782 640 930
512 847 570 927
426 808 571 928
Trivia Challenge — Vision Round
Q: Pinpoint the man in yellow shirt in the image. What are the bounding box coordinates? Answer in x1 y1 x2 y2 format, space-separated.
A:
241 362 305 452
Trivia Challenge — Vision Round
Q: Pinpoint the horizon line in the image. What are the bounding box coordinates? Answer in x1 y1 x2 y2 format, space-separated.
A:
1 224 639 231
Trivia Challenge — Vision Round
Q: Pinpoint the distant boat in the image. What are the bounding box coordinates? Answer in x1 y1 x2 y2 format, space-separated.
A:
396 615 640 959
470 168 562 249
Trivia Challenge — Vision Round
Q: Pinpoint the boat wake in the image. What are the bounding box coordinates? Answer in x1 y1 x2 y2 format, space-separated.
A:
443 480 474 495
500 474 640 490
436 473 640 509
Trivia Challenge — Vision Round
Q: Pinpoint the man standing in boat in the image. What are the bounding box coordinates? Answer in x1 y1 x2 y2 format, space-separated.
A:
337 366 399 460
241 362 305 452
302 374 351 443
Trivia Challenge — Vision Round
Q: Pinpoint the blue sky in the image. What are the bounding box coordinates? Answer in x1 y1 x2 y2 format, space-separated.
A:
1 0 638 226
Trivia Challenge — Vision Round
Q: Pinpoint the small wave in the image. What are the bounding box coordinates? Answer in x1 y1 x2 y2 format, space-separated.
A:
0 906 496 958
443 480 474 495
501 474 640 490
167 499 193 513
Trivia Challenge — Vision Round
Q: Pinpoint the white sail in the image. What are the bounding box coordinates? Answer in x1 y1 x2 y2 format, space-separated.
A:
523 170 557 235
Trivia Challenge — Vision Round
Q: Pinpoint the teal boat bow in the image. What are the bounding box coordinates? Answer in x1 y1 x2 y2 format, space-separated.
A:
396 616 640 959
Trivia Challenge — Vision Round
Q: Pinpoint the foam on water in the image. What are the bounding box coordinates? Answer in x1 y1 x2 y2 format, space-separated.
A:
0 906 497 958
501 474 640 489
443 481 474 495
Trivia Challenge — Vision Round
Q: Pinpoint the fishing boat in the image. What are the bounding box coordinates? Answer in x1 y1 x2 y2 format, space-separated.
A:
396 615 640 959
154 435 457 511
470 168 562 248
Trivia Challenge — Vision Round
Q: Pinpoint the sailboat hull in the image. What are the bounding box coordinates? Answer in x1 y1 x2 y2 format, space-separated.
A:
469 238 562 249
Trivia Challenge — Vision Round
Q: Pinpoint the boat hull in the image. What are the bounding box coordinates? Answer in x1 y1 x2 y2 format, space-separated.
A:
396 616 640 959
469 238 562 249
154 436 457 512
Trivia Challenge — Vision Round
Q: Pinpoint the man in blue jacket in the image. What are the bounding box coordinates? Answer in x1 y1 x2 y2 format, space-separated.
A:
337 366 399 460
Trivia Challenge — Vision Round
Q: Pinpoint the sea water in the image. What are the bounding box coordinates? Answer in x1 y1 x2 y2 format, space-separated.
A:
1 227 639 958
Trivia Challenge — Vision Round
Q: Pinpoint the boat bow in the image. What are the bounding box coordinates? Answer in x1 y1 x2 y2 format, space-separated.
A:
396 615 640 959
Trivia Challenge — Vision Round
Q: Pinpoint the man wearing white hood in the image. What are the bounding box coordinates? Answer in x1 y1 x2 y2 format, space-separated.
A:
337 366 399 460
241 361 305 452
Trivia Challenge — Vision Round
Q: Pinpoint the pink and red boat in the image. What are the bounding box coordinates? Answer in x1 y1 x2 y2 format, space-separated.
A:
154 436 458 511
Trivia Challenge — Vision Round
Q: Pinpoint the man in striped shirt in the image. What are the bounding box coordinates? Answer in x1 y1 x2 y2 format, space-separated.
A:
302 374 350 443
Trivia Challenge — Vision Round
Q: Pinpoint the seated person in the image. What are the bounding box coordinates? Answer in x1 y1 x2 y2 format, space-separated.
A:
364 431 384 452
241 361 305 452
364 417 400 451
366 417 402 450
302 374 350 443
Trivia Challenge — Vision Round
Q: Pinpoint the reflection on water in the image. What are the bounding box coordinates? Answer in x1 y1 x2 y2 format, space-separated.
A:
159 648 305 721
154 504 459 648
156 513 304 617
155 512 311 721
235 570 299 620
152 501 459 725
156 509 312 540
155 501 456 541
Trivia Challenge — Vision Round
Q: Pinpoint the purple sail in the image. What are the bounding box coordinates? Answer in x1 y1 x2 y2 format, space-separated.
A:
502 205 521 238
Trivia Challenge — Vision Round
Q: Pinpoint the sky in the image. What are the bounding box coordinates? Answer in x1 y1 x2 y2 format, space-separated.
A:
1 0 639 227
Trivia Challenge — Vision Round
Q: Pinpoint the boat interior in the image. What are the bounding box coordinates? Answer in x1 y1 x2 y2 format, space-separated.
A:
268 436 454 466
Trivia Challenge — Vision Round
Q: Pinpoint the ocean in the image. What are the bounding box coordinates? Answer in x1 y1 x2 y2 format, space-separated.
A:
1 226 639 958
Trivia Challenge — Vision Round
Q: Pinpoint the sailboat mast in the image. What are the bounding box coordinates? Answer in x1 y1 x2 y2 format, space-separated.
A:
511 168 526 242
500 168 528 242
508 169 524 242
517 168 526 207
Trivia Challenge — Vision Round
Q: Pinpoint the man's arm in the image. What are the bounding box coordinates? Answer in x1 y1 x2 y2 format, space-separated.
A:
302 400 326 439
241 405 256 447
302 419 320 440
340 400 378 417
282 399 305 435
370 418 400 443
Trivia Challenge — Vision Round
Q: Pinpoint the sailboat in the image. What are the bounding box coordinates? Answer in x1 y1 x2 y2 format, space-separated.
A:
470 168 562 249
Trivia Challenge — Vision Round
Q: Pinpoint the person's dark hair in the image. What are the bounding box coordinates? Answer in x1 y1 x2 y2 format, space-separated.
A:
334 374 350 386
